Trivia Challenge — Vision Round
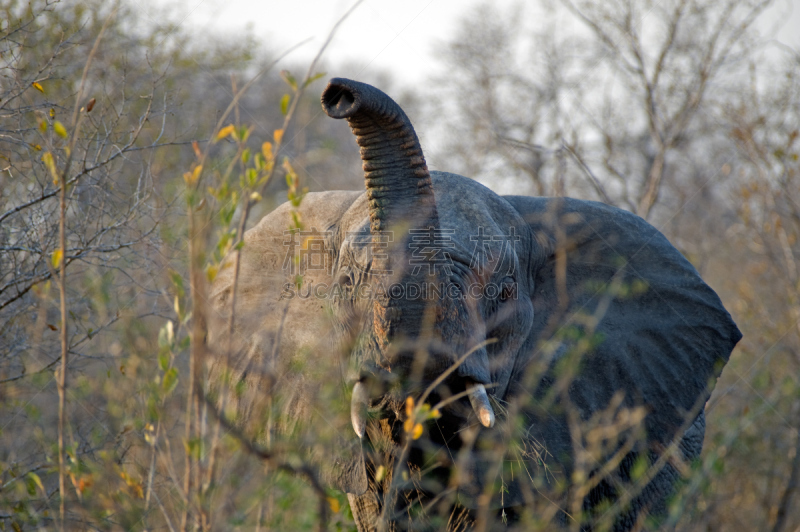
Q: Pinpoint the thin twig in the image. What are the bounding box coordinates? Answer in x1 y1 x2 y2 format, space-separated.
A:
57 9 116 529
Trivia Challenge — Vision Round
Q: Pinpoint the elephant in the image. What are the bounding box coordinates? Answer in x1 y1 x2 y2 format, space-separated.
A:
208 78 741 531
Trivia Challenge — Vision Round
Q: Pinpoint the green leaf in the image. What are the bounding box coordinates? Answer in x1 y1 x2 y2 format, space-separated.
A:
280 70 297 91
162 367 179 394
185 437 203 459
254 153 265 171
280 94 290 115
217 232 231 252
303 72 326 88
169 271 185 297
631 455 649 481
158 350 170 372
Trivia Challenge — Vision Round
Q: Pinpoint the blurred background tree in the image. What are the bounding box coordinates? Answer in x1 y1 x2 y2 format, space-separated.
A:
1 0 798 529
0 0 365 528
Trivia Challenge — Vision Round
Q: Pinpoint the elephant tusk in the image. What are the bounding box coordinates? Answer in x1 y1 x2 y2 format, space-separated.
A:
467 383 496 428
351 381 369 439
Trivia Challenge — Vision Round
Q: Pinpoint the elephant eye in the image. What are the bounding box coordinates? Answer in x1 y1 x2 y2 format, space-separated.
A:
337 271 353 287
500 277 516 302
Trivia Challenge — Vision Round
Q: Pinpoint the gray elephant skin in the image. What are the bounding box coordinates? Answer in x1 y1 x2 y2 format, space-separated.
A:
208 78 741 531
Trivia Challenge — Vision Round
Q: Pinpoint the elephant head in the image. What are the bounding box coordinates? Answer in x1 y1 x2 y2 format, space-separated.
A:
208 79 741 531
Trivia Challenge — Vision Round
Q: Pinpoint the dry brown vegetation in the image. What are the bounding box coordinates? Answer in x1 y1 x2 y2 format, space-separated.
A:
1 0 798 530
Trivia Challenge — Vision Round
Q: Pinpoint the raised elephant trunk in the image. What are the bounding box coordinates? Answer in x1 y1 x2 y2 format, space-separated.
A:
322 78 496 437
322 78 439 330
321 78 437 237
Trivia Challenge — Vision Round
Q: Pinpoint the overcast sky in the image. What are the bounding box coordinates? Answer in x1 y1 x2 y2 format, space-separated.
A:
146 0 799 89
152 0 506 85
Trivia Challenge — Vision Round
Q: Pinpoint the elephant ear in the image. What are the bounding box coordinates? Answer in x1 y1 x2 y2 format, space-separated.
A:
207 190 369 495
209 190 362 372
504 196 741 447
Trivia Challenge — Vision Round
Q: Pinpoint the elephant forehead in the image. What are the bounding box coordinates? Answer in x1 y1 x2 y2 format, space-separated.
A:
336 172 527 267
431 173 523 262
341 213 512 270
431 171 524 229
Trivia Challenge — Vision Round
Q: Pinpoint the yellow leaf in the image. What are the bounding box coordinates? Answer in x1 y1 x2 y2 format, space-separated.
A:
249 191 262 202
206 264 219 282
42 151 59 184
49 108 56 118
52 249 63 269
53 121 68 139
375 465 386 482
32 81 44 93
403 418 414 434
280 93 290 115
273 129 284 144
32 144 42 151
216 124 235 141
183 165 202 186
327 496 340 513
405 396 414 418
262 141 273 161
411 423 423 440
